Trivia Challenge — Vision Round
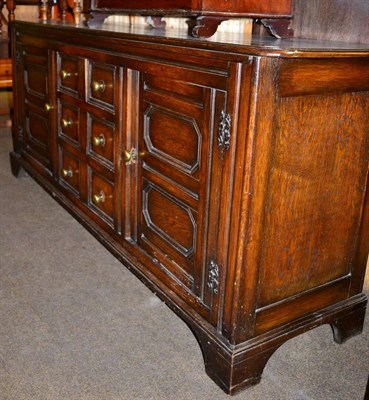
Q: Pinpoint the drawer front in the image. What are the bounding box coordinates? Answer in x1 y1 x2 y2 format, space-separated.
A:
58 54 81 96
88 168 115 227
59 101 81 147
88 62 116 110
88 114 115 167
59 149 82 197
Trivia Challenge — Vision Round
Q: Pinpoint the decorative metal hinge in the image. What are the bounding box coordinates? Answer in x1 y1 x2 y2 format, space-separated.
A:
15 50 21 66
17 126 24 150
207 260 219 295
218 110 231 151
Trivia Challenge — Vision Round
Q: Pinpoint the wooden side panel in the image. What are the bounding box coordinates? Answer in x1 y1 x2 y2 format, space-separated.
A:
256 59 369 316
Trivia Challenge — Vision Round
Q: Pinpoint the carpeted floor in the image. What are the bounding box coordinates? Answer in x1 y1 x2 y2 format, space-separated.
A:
1 118 368 400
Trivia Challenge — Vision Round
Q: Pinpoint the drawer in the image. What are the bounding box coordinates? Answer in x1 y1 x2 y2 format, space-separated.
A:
59 101 81 147
88 62 116 110
88 114 115 166
59 149 81 197
88 168 115 226
58 54 80 95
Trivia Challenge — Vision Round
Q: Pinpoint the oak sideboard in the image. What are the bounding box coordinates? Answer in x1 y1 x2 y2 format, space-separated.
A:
10 19 369 394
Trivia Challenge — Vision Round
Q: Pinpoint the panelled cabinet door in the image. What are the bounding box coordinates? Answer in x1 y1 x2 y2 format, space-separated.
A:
122 70 228 320
15 44 55 175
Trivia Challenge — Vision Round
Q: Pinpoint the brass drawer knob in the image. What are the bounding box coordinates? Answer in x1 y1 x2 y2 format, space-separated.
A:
92 191 106 205
61 118 73 128
60 70 72 80
45 103 53 112
61 167 73 178
91 80 106 93
92 134 106 148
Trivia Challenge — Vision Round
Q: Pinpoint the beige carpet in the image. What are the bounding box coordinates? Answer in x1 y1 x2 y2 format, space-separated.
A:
1 119 368 400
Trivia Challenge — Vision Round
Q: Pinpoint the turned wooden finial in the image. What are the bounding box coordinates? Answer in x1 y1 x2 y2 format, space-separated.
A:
40 0 48 22
74 0 82 24
58 0 67 20
6 0 16 21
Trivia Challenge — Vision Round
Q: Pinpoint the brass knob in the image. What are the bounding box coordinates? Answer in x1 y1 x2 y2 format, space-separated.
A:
92 191 105 205
123 149 134 163
45 103 53 112
61 118 73 128
91 80 106 93
92 134 106 148
60 70 72 79
61 167 73 178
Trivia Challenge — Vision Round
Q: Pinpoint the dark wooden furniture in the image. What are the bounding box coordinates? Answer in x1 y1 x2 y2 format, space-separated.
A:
83 0 293 37
0 0 39 117
10 20 369 395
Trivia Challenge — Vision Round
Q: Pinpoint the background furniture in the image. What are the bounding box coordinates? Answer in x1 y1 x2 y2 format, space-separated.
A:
0 0 39 118
83 0 293 37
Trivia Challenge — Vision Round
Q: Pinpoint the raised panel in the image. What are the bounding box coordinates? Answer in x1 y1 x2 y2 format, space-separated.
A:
59 148 82 197
24 109 51 169
58 53 81 96
59 101 81 147
142 183 196 258
144 105 201 175
88 168 115 227
88 114 115 167
25 110 48 151
88 62 116 111
24 64 48 100
258 92 369 307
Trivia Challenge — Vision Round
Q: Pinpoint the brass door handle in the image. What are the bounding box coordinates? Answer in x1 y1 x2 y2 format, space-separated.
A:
61 70 71 79
123 148 137 165
61 118 73 128
45 103 53 112
92 134 106 148
61 167 73 178
91 80 106 93
92 191 105 205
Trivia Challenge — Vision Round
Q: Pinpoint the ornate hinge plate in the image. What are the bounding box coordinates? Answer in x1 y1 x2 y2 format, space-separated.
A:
15 49 22 66
207 260 219 295
218 110 231 151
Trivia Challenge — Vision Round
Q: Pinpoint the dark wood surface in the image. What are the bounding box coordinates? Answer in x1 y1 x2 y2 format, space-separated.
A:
292 0 369 44
84 0 292 16
10 20 369 395
83 0 293 37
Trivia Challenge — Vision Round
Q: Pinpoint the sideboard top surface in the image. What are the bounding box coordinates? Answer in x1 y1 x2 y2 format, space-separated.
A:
12 18 369 58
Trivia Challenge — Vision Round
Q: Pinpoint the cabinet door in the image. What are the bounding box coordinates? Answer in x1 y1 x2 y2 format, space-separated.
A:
123 70 228 319
15 44 55 175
